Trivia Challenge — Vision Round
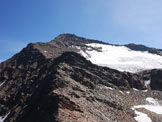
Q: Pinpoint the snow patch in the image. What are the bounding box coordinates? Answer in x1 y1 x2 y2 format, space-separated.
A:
0 81 6 87
0 112 10 122
133 88 139 91
134 105 162 114
144 79 151 87
142 90 148 92
104 86 113 90
126 91 130 94
146 97 159 105
133 97 162 115
119 90 125 94
133 110 152 122
132 97 162 121
78 43 162 73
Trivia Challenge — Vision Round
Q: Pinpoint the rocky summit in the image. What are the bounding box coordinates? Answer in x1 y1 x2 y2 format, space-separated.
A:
0 33 162 122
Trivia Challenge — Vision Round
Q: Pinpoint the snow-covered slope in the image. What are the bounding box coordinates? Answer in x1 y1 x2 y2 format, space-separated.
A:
78 43 162 73
132 97 162 122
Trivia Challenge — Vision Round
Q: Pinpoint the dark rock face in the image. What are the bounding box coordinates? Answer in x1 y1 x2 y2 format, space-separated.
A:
125 43 162 56
0 34 162 122
150 70 162 91
141 69 162 91
138 69 162 91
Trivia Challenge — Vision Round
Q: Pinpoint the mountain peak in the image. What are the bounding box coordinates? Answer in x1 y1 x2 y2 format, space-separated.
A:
49 33 107 47
50 33 80 43
57 33 77 38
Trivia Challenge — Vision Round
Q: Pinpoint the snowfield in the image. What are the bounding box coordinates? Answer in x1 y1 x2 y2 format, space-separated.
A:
78 43 162 73
133 110 152 122
132 97 162 122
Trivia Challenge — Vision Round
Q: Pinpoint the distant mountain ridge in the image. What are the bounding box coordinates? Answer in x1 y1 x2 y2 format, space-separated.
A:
125 43 162 56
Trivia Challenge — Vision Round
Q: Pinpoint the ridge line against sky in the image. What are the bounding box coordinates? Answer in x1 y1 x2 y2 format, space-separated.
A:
1 0 162 62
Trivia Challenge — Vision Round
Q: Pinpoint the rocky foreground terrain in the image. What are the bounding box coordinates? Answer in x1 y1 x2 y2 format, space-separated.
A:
0 34 162 122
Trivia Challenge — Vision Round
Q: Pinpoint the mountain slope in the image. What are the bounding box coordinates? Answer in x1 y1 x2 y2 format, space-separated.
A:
0 34 162 122
12 33 162 73
1 51 162 122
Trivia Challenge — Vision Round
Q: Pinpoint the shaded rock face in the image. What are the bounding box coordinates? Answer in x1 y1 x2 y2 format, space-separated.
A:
138 69 162 91
0 34 162 122
150 70 162 91
125 43 162 56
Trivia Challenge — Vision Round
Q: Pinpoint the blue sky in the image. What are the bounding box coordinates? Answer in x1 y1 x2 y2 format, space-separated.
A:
1 0 162 62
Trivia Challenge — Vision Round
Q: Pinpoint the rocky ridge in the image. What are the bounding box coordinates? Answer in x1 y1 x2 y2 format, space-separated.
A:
0 33 162 122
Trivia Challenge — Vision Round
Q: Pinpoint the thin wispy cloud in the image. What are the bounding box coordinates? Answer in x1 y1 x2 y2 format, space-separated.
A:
113 0 162 35
107 0 162 48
